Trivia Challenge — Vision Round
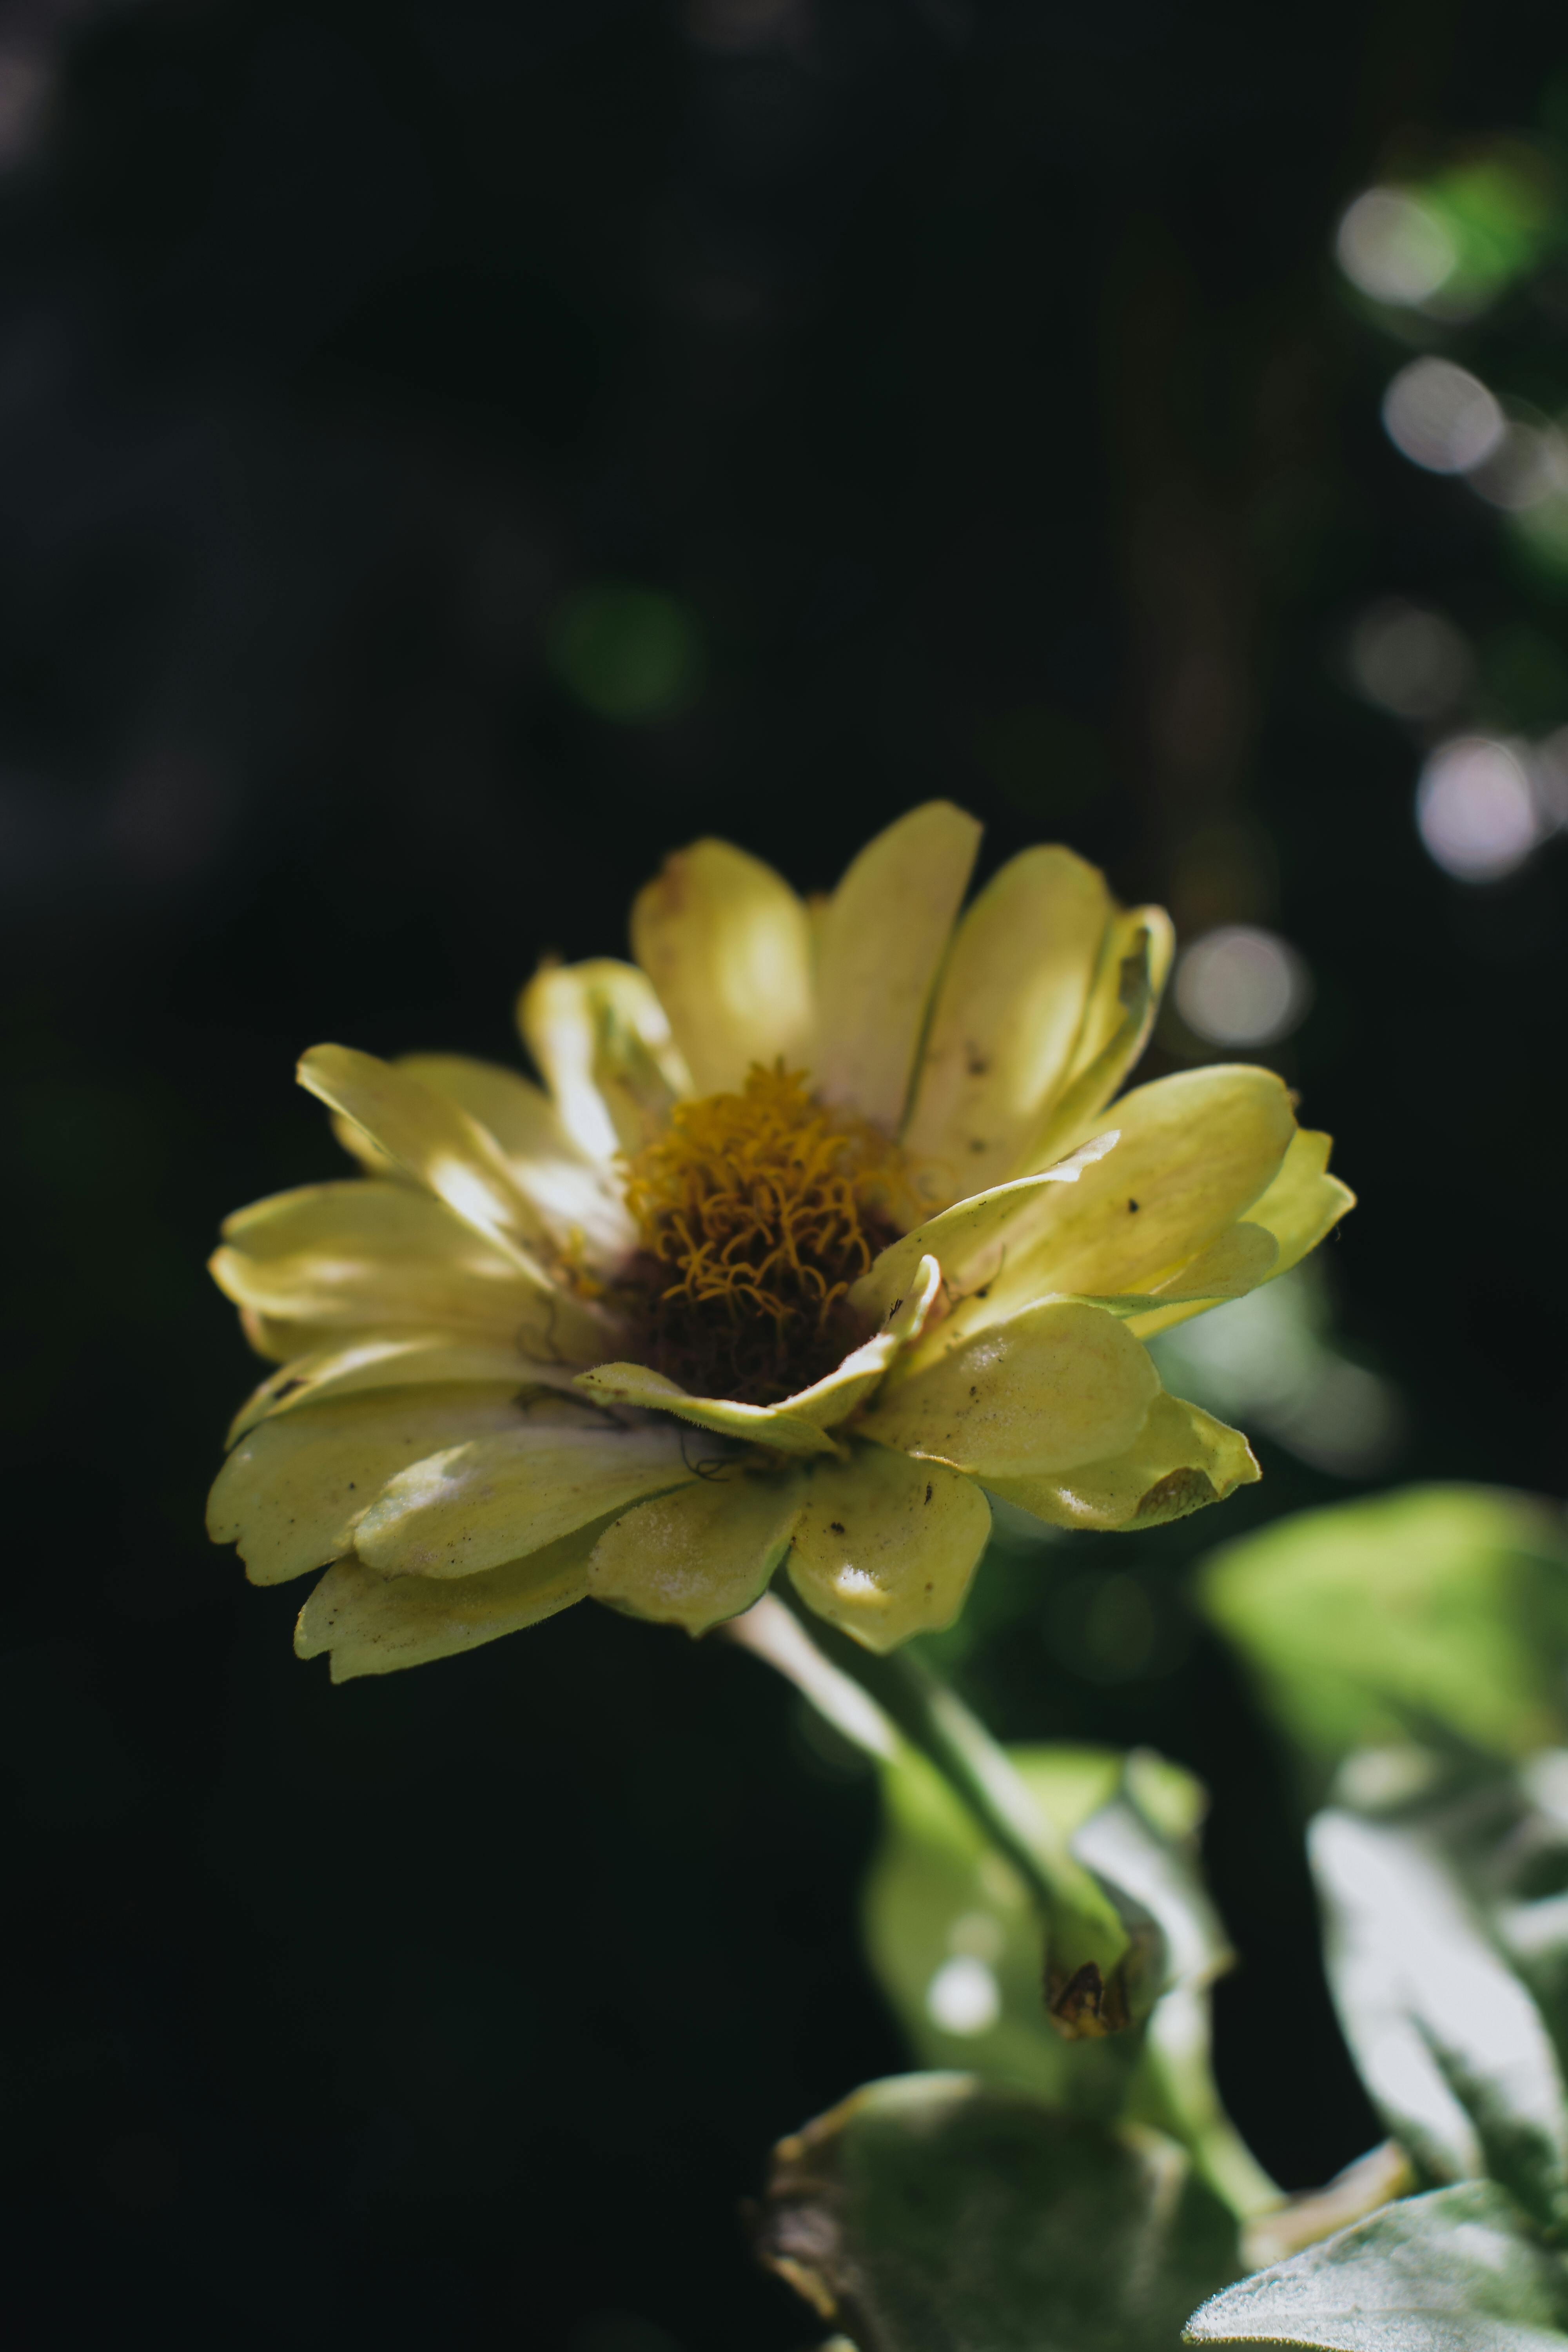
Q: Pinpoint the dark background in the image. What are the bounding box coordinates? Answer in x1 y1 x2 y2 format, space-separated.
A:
5 0 1566 2344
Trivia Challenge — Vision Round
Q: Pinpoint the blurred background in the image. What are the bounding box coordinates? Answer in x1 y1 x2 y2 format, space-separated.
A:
5 0 1568 2343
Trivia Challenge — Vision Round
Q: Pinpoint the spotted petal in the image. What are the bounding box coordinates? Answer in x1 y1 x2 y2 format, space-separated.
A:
296 1519 606 1681
787 1445 991 1653
860 1297 1160 1478
988 1392 1260 1532
902 845 1112 1203
1127 1127 1355 1343
588 1470 805 1633
208 1385 530 1585
631 838 814 1095
812 801 980 1130
227 1328 581 1445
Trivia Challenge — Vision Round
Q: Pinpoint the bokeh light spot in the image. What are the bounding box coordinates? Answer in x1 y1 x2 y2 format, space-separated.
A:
1347 600 1473 721
925 1954 1001 2036
1416 736 1540 881
1175 926 1312 1048
1382 358 1505 475
549 584 705 723
1336 189 1458 306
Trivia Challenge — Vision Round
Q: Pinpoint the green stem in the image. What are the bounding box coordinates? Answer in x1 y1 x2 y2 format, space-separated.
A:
773 1586 1138 2034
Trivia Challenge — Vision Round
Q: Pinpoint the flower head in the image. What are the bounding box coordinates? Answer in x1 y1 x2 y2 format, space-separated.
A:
208 805 1352 1679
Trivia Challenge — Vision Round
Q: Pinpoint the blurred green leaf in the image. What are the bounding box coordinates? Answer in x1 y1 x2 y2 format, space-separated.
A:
1310 1797 1568 2229
1200 1486 1568 1777
863 1744 1222 2118
1184 2180 1568 2349
548 582 704 721
756 2072 1240 2352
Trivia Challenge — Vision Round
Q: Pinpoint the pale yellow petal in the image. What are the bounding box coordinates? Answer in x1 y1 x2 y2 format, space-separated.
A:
630 838 814 1094
298 1045 554 1276
917 1065 1298 1348
987 1392 1259 1532
353 1409 698 1579
812 802 981 1129
207 1385 529 1586
295 1518 605 1681
588 1470 804 1633
1081 1223 1280 1319
210 1179 610 1360
787 1446 991 1653
518 958 693 1161
1022 907 1174 1170
397 1053 634 1261
226 1328 581 1445
849 1134 1119 1327
860 1296 1159 1477
901 846 1112 1203
573 1362 842 1458
573 1267 940 1454
1124 1127 1353 1341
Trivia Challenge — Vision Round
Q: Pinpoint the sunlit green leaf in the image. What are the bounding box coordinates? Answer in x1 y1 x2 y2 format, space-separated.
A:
1200 1486 1568 1778
757 2072 1240 2352
1311 1792 1568 2231
1184 2180 1568 2349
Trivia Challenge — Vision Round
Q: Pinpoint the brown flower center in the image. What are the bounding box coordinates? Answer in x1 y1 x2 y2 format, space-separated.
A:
620 1065 909 1405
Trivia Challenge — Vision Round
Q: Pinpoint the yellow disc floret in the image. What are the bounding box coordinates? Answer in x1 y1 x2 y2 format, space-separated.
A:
621 1065 908 1404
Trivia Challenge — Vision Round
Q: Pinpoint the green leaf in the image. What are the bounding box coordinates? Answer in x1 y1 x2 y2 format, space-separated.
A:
863 1744 1224 2120
1310 1797 1568 2231
1200 1486 1568 1778
1184 2180 1568 2348
757 2072 1240 2352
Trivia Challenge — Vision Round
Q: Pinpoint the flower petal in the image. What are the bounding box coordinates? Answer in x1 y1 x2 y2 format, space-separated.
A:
398 1053 634 1261
987 1392 1260 1532
1021 907 1174 1170
812 802 981 1129
860 1297 1160 1477
1125 1127 1354 1341
588 1470 805 1634
902 846 1112 1203
211 1179 608 1359
787 1445 991 1653
353 1408 698 1579
573 1362 842 1457
1082 1223 1280 1319
849 1134 1119 1327
518 958 692 1161
227 1328 581 1445
631 838 814 1094
207 1385 530 1585
911 1065 1299 1351
295 1519 605 1681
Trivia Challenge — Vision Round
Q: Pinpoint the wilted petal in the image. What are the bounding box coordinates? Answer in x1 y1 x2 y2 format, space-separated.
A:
588 1470 805 1633
518 958 693 1161
902 846 1112 1203
207 1385 531 1586
812 801 980 1130
787 1445 991 1653
353 1406 698 1579
574 1362 843 1457
860 1297 1159 1477
631 838 814 1094
988 1392 1260 1531
295 1519 604 1681
1022 907 1174 1170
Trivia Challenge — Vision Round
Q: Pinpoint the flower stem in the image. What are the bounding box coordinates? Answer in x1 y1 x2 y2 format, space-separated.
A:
766 1587 1143 2037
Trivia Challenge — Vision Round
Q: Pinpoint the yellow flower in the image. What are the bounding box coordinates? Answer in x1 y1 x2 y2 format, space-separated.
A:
207 805 1352 1680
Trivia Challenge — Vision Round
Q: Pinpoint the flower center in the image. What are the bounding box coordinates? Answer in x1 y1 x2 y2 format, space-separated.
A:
621 1065 908 1405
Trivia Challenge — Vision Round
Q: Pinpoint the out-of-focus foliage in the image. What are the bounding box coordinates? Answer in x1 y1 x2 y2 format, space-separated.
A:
1200 1486 1568 1775
755 2073 1240 2352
